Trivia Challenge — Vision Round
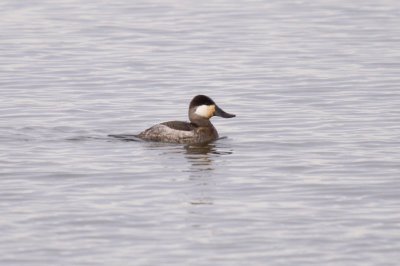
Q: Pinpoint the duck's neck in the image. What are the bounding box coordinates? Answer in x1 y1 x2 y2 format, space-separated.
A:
190 118 213 127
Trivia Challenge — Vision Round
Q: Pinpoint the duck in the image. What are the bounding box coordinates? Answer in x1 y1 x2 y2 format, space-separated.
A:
135 95 235 144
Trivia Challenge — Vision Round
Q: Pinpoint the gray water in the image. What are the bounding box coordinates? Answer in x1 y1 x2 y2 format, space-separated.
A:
1 0 400 265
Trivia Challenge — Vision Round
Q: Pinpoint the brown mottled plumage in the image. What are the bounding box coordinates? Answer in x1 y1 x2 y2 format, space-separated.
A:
136 95 235 144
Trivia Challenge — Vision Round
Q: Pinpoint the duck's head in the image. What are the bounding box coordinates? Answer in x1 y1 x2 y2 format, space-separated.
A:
188 95 235 126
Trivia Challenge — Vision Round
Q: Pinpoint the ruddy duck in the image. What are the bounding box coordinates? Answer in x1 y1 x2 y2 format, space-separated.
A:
136 95 235 144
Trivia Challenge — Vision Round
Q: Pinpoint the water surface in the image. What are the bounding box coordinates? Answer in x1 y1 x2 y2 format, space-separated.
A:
1 0 400 265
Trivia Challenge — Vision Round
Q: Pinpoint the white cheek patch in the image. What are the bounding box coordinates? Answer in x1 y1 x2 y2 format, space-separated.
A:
195 105 214 118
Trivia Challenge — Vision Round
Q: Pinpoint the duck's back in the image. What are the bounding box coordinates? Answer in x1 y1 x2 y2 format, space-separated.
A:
136 121 196 144
161 121 195 131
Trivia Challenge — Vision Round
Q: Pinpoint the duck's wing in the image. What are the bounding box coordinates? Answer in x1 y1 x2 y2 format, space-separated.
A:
161 121 196 131
136 121 195 143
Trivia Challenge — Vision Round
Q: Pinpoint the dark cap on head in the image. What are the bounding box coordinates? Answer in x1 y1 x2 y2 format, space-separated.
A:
188 95 235 120
189 95 215 109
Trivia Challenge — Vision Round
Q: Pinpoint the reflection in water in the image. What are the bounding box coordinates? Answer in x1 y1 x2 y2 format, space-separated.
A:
185 144 214 173
185 143 216 155
103 135 235 207
185 144 215 206
184 143 233 172
183 142 233 206
184 142 233 155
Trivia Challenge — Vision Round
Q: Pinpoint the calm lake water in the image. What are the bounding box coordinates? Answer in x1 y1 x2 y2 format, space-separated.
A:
1 0 400 265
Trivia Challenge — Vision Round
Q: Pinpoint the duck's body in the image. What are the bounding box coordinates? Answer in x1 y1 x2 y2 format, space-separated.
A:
136 95 235 144
137 121 218 144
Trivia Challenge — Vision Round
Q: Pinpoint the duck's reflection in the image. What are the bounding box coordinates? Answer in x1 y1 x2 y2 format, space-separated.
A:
110 135 234 206
183 142 233 206
184 142 233 155
184 143 232 171
184 143 215 155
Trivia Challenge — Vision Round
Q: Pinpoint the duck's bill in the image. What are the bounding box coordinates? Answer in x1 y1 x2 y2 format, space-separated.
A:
215 105 236 118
